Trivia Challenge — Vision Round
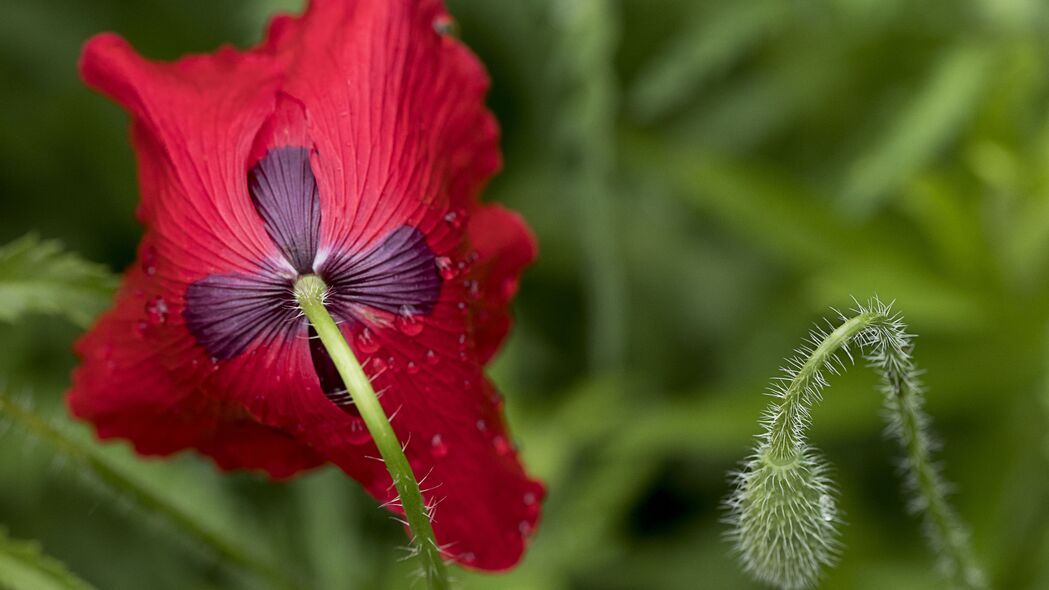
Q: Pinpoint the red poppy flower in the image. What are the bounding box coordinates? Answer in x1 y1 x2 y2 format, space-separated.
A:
70 0 543 570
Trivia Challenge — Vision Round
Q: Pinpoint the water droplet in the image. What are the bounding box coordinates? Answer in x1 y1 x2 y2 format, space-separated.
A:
433 15 457 36
500 276 519 298
430 434 448 458
493 435 511 456
475 419 487 432
426 349 440 366
464 279 481 300
371 357 388 373
406 360 419 375
443 209 466 230
145 296 168 325
348 417 371 444
461 552 476 564
457 301 468 315
523 492 537 506
133 320 149 338
396 305 424 336
386 356 398 372
819 494 835 522
458 333 468 348
141 246 157 276
355 327 381 354
518 520 532 536
435 256 457 280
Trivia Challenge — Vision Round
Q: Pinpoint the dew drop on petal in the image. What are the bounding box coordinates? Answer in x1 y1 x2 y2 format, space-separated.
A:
435 256 457 280
396 305 424 337
133 320 149 338
464 279 481 301
141 246 157 276
145 296 168 325
443 208 466 230
430 433 448 458
433 15 457 36
518 520 532 536
371 356 388 373
426 349 440 366
501 276 520 298
406 360 419 375
355 327 381 354
475 419 487 432
493 435 511 456
348 417 371 444
461 552 476 564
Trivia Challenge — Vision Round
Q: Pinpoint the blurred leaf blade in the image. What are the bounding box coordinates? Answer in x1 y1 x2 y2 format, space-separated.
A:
0 392 302 590
0 235 116 328
629 0 784 122
0 528 96 590
839 43 995 216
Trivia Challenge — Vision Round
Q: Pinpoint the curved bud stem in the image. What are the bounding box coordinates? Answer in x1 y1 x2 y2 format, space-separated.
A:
295 275 450 590
727 298 985 590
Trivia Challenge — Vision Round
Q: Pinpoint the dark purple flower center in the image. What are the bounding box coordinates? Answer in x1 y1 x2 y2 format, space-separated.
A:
183 146 441 407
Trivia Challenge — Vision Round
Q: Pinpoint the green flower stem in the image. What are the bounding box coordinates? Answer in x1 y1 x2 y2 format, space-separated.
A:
294 275 449 590
766 311 875 461
730 300 986 589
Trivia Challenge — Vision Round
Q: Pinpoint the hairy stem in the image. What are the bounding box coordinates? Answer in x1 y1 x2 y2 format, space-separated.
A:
766 311 875 460
294 275 449 590
728 299 985 589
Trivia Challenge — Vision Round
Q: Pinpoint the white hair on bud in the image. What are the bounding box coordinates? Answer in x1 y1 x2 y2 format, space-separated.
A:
725 297 985 590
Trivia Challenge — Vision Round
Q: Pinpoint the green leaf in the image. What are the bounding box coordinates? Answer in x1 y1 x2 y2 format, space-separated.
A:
0 528 96 590
0 393 303 590
0 235 116 328
839 44 995 216
629 0 785 122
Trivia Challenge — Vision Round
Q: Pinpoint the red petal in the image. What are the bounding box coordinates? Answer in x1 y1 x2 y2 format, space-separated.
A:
74 0 541 570
80 32 287 280
206 316 544 570
466 205 538 364
69 260 323 479
273 0 502 257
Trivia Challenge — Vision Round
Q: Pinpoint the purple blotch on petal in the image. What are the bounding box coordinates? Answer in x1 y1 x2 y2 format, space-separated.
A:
249 146 321 274
321 226 442 317
184 272 301 360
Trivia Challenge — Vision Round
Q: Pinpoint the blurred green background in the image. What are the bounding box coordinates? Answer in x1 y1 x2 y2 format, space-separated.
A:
3 0 1049 588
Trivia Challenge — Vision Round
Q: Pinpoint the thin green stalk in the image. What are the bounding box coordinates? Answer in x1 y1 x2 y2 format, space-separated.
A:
727 298 985 589
294 275 449 590
553 0 628 372
0 394 299 590
766 311 875 460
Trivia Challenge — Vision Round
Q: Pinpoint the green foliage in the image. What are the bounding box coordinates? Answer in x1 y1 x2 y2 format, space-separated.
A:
0 528 95 590
1 0 1049 589
0 393 298 590
0 235 115 328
